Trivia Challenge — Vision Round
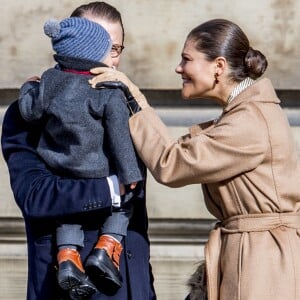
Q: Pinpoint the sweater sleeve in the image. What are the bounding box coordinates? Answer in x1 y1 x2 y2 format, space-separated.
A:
1 101 112 219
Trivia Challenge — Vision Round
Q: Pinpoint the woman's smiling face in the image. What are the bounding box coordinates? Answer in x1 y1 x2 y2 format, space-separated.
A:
175 39 216 100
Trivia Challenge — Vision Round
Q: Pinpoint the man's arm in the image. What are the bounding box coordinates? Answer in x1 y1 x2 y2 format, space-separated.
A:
1 101 112 218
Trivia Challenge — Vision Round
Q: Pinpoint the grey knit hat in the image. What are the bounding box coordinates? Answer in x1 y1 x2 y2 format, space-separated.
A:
44 17 112 62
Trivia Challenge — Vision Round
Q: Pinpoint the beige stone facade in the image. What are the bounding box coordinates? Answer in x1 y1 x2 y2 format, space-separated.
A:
1 0 300 90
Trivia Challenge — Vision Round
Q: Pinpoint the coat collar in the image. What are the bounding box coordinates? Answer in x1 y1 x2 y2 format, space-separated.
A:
53 55 107 71
189 78 280 137
223 78 280 113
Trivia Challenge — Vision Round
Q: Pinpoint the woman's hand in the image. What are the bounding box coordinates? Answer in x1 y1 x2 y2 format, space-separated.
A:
26 76 40 82
89 67 149 112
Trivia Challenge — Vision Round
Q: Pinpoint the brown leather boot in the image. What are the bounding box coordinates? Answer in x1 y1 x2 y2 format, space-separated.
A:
85 235 123 291
57 248 96 300
57 248 85 272
95 235 123 269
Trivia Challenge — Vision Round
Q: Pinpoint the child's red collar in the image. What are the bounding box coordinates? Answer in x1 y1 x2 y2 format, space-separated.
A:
63 68 92 75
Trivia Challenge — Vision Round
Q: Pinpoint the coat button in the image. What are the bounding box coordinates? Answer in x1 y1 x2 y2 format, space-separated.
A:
126 250 132 259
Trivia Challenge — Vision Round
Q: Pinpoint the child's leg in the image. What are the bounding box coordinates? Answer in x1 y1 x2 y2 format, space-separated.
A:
85 202 133 290
101 204 133 242
56 224 96 299
56 223 84 249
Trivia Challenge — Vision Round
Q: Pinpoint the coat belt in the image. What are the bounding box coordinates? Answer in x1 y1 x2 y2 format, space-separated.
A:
205 212 300 300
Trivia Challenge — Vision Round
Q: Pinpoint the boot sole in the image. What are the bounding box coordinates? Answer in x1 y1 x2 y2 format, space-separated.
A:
57 262 97 300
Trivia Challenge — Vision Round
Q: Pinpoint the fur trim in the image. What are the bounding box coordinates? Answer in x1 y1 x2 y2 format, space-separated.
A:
187 261 208 300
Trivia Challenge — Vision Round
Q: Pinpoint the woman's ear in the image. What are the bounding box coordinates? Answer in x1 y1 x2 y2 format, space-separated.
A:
215 57 226 76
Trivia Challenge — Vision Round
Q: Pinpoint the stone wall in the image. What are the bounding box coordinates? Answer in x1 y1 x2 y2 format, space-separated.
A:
1 0 300 90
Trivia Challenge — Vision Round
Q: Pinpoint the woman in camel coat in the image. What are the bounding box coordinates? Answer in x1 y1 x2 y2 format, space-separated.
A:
90 19 300 300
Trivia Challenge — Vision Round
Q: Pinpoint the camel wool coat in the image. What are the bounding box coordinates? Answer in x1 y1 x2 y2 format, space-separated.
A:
128 78 300 300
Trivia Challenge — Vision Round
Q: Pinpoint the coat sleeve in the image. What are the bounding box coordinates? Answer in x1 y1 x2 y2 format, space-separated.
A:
129 105 269 187
103 89 144 185
1 101 112 219
18 81 45 122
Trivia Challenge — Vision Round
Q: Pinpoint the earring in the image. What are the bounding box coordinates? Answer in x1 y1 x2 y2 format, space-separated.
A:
214 73 219 84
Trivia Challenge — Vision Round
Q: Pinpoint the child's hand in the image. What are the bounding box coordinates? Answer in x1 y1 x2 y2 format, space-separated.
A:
119 182 137 195
119 183 125 196
26 76 40 82
130 182 137 189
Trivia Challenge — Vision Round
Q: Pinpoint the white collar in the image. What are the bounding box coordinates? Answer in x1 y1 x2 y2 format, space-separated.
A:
227 77 256 105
